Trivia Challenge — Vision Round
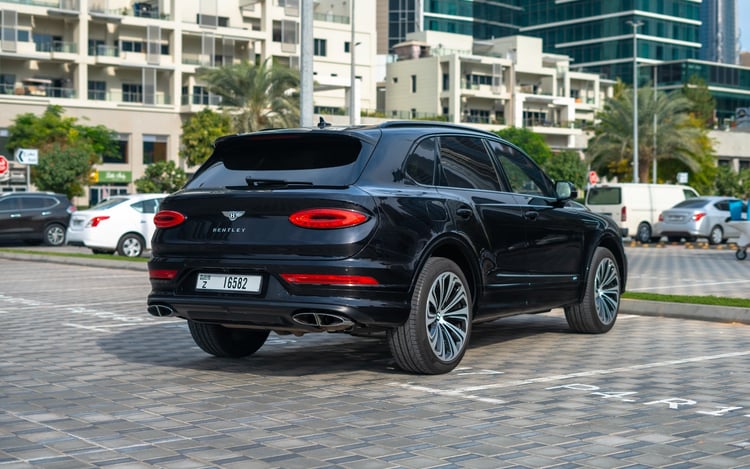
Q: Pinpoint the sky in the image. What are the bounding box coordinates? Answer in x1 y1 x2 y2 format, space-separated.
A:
741 0 750 51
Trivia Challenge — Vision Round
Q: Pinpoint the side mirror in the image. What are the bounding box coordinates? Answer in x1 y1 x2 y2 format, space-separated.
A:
555 181 578 201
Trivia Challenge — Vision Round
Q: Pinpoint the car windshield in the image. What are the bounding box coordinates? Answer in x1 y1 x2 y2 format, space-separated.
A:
672 199 710 209
89 197 129 210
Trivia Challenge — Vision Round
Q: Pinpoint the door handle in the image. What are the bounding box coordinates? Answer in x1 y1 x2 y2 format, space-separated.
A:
524 210 539 221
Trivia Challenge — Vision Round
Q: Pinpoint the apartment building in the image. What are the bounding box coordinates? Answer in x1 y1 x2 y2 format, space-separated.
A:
385 32 613 150
0 0 377 202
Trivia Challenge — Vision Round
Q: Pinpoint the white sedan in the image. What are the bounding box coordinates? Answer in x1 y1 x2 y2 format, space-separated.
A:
66 194 167 257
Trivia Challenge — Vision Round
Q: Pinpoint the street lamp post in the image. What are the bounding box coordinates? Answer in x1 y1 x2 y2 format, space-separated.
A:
627 20 643 183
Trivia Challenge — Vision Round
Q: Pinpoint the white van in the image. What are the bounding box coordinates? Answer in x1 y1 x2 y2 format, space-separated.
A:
585 183 700 242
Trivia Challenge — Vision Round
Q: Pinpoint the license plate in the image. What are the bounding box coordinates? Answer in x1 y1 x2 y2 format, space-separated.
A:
196 273 262 293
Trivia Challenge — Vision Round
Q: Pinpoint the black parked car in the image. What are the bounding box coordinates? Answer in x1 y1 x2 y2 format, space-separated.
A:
0 191 76 246
147 121 627 374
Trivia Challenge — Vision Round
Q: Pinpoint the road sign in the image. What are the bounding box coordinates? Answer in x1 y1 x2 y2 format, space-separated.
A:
588 170 599 185
0 155 8 176
15 148 39 165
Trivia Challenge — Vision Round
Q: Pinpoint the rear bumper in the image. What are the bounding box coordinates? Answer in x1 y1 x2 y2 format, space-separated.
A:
147 292 411 331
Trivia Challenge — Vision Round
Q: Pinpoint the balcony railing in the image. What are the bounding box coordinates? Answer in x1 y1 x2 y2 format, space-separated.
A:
313 12 349 24
180 94 222 106
89 45 119 57
35 41 77 53
1 0 77 8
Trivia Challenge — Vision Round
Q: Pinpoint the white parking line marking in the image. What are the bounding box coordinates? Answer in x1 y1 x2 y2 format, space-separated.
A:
391 350 750 399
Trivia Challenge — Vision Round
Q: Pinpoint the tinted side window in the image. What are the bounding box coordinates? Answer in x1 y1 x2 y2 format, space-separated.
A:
132 198 161 214
0 197 20 211
489 141 550 197
405 138 436 185
586 187 621 205
437 136 501 191
21 197 56 210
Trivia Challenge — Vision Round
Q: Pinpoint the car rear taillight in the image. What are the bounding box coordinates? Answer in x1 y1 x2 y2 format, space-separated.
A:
289 208 368 229
280 273 379 285
692 212 707 222
154 210 186 228
149 269 178 280
88 216 110 227
67 205 76 214
620 206 627 222
658 213 664 222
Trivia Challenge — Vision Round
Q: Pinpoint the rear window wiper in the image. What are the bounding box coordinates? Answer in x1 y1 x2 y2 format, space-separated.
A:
245 178 314 189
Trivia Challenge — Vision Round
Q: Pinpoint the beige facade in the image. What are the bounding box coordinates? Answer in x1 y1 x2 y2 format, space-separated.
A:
385 32 613 150
0 0 376 203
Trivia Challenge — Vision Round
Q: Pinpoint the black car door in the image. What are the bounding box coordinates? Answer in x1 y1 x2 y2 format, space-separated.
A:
488 140 587 309
434 135 532 317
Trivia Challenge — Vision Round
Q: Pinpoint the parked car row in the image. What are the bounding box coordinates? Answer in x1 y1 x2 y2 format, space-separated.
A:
0 191 165 257
585 183 747 245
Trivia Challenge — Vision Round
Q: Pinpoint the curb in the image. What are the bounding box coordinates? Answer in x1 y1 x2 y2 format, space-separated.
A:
2 251 748 325
0 251 148 272
620 298 750 325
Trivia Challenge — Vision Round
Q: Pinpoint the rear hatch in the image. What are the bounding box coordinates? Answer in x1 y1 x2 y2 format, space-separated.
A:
585 185 622 223
152 129 381 260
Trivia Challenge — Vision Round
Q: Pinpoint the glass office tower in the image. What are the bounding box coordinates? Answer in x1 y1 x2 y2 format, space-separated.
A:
519 0 702 84
700 0 739 64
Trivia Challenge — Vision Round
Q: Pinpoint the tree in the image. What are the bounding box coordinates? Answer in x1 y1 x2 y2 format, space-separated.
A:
180 108 233 167
586 86 708 184
33 142 92 198
197 58 300 133
7 105 119 198
682 75 716 129
493 127 553 167
543 150 587 189
134 160 187 194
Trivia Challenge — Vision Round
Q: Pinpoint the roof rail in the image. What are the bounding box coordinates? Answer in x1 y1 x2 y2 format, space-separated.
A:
377 120 497 135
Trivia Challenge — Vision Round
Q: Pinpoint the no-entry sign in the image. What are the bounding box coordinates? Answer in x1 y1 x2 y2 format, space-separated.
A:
0 155 8 176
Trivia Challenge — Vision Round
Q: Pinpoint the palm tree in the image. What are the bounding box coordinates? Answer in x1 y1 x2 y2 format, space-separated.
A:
587 86 707 183
197 58 300 133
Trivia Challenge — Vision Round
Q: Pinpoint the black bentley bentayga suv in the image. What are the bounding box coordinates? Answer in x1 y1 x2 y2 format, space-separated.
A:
147 121 626 374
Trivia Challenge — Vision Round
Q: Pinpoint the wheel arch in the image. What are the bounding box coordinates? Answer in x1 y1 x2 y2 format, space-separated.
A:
591 233 627 294
411 233 482 316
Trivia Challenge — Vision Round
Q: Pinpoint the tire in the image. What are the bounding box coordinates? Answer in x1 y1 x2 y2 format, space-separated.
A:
188 321 270 358
387 257 472 374
736 249 747 261
43 223 66 246
636 222 652 244
565 247 620 334
117 233 146 257
708 225 723 245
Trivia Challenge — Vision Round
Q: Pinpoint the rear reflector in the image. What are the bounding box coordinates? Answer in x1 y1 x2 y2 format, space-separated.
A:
280 273 379 286
154 210 186 228
289 208 368 229
149 269 178 280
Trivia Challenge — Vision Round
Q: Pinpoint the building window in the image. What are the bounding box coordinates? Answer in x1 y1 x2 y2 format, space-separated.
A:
88 80 106 100
344 41 350 53
442 73 449 91
0 73 15 94
411 75 417 93
121 40 144 53
314 38 327 56
142 135 167 164
122 83 142 103
104 134 129 164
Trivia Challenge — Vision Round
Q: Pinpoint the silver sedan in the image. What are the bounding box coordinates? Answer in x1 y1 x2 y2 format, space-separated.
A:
653 196 746 244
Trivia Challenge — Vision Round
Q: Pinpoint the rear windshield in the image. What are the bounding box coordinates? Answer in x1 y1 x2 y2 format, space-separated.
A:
90 197 128 210
586 187 621 205
186 133 370 189
672 198 710 209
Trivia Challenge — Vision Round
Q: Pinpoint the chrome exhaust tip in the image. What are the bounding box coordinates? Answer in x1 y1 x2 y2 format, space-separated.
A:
292 311 354 331
148 304 176 317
